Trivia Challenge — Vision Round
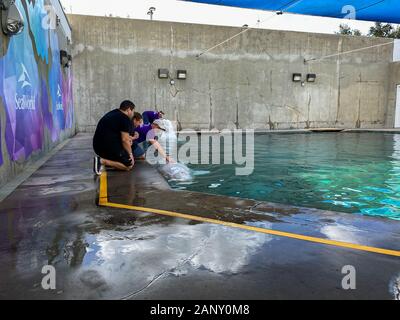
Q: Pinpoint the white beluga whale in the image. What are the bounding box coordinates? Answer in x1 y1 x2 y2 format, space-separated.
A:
146 118 193 182
158 162 193 182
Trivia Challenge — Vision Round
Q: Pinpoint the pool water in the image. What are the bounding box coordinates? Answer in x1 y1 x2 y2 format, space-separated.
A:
169 133 400 221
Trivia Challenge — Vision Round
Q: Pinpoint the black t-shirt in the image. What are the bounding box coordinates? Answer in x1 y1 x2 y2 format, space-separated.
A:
93 109 131 154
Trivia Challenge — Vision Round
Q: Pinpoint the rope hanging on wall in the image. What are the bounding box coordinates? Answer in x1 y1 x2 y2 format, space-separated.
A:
195 0 304 59
305 41 395 63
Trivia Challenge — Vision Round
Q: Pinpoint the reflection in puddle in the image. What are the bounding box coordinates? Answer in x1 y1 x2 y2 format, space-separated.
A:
87 223 271 275
70 222 273 298
29 224 272 299
392 275 400 300
320 224 366 244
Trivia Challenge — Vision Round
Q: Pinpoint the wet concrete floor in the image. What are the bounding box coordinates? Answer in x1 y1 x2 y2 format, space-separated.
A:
0 134 399 300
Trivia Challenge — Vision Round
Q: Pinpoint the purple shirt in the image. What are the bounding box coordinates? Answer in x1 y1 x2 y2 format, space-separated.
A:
142 111 160 124
134 124 152 144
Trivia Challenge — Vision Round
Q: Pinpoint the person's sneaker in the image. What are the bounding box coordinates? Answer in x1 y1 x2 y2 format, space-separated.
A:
93 156 102 175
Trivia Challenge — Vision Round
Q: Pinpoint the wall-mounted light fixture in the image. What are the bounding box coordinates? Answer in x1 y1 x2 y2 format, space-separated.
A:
307 74 317 83
0 0 24 36
60 50 72 68
177 70 187 80
158 69 169 79
60 50 68 67
292 73 302 82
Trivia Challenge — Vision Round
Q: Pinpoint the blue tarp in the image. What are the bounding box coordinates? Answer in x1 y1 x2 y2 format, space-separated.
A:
184 0 400 23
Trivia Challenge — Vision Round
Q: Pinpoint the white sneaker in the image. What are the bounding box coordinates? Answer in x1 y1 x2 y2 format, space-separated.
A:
93 156 102 176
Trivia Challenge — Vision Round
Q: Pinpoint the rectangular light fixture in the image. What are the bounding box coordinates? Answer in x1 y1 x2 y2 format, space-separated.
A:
60 50 69 68
292 73 302 82
177 70 187 80
307 74 317 83
158 69 169 79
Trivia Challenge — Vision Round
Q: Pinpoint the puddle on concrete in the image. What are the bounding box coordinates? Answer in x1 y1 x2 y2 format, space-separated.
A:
392 275 400 300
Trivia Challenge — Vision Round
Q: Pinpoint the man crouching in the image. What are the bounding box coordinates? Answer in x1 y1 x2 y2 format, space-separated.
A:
93 100 136 175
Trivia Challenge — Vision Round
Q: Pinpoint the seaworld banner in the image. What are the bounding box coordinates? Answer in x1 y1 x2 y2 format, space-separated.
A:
0 0 74 165
184 0 400 24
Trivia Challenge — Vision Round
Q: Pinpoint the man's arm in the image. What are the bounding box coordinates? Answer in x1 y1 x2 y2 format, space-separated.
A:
121 132 134 161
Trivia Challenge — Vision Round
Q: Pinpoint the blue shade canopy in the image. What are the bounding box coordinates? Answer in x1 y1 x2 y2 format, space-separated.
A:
183 0 400 23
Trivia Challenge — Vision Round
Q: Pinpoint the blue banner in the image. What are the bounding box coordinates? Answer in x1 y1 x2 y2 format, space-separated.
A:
49 29 66 140
184 0 400 23
0 0 43 161
0 0 74 163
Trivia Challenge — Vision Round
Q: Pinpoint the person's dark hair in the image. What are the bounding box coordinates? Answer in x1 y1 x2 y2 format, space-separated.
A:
133 112 143 121
120 100 135 111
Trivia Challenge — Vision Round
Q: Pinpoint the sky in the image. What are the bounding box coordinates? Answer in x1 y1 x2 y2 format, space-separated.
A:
60 0 377 35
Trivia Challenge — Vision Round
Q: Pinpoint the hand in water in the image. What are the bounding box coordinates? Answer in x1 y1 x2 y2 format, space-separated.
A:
166 156 176 164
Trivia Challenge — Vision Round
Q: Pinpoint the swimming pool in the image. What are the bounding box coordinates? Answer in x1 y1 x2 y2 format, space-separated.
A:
169 132 400 221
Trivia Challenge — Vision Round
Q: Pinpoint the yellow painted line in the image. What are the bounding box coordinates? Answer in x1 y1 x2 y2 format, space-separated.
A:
99 172 400 257
99 172 108 206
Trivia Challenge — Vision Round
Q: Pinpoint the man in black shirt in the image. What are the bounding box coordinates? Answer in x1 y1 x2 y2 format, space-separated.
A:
93 100 136 175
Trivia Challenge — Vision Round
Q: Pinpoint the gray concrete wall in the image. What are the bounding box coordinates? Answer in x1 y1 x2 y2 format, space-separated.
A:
69 14 394 132
386 62 400 127
0 0 75 188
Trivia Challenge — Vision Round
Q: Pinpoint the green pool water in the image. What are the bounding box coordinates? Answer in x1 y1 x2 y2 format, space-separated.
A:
170 132 400 221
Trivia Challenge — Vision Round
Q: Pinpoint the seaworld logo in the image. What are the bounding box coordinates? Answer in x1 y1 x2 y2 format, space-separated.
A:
18 63 32 89
15 63 35 110
56 84 63 110
15 94 36 110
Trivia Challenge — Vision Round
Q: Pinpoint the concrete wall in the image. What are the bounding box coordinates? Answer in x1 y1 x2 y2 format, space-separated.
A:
0 0 75 187
69 14 394 132
386 62 400 127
